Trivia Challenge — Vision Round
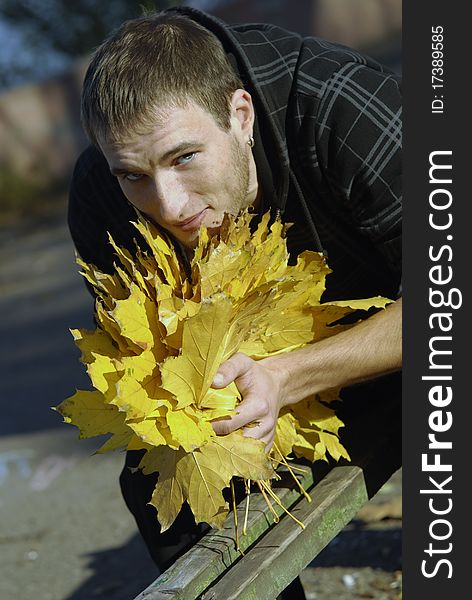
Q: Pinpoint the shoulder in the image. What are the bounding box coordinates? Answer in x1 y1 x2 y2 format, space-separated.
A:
228 21 399 91
292 36 401 101
288 40 401 158
227 22 401 122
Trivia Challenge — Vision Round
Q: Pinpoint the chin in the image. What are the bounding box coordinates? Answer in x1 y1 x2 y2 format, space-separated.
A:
179 233 199 250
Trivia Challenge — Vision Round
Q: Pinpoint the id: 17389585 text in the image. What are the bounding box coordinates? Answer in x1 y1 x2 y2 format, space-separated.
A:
431 25 445 114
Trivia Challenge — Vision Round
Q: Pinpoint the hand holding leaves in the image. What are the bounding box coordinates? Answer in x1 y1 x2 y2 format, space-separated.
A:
211 352 286 449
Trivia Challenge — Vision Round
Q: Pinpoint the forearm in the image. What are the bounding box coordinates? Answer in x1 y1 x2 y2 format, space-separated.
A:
263 298 402 408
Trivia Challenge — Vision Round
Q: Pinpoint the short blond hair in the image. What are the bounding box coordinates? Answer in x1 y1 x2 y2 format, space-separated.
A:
81 12 243 146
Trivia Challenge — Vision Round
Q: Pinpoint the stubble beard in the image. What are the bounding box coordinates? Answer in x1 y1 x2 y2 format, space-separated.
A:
204 137 251 245
228 134 251 214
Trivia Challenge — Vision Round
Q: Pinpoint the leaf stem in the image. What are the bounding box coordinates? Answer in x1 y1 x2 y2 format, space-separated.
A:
258 480 305 529
243 479 251 535
256 481 279 523
272 443 312 502
231 479 244 556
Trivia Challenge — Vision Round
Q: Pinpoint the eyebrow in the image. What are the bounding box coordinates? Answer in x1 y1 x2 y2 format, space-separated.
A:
109 141 202 176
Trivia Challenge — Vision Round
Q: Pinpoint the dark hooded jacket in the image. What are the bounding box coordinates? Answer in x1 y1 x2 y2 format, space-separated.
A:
68 6 402 304
68 8 402 572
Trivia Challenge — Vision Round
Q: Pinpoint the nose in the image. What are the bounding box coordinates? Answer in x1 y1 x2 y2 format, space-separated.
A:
150 172 190 224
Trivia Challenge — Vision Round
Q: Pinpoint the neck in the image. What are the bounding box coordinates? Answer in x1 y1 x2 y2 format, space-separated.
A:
246 151 261 212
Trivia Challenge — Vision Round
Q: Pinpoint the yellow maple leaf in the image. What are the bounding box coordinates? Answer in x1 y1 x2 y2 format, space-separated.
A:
139 446 186 532
274 413 299 458
291 398 346 435
54 389 138 453
199 240 250 298
160 295 234 408
55 389 124 437
71 327 119 363
85 353 121 396
111 284 157 350
166 409 214 452
127 416 170 447
140 431 274 531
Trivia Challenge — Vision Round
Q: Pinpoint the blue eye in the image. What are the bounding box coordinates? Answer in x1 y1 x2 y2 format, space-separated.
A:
176 152 195 165
124 173 143 182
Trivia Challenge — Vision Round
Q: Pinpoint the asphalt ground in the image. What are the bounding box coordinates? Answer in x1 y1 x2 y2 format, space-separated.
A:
0 202 402 599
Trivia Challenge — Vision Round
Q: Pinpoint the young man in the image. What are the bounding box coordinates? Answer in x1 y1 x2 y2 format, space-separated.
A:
69 6 402 586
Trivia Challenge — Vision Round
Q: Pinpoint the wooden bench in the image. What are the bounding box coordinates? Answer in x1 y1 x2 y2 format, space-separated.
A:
133 377 401 600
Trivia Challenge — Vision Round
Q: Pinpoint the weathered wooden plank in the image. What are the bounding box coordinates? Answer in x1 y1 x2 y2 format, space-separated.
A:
200 465 369 600
133 464 319 600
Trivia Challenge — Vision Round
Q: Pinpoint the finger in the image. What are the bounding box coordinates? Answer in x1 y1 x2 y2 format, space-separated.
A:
242 425 275 452
211 417 236 436
211 352 252 388
211 394 263 435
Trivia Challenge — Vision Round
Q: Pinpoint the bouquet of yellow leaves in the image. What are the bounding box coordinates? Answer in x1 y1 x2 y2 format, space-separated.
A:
55 210 390 531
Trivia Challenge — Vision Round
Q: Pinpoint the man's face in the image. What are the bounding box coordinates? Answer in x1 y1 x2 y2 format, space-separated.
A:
100 99 258 249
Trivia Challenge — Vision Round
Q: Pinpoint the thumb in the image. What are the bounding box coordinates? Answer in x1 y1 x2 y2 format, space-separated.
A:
211 353 251 388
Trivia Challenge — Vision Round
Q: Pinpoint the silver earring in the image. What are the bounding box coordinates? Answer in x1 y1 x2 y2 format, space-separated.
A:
247 135 255 148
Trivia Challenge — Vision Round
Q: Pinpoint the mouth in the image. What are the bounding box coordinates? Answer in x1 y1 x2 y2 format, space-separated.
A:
177 208 209 232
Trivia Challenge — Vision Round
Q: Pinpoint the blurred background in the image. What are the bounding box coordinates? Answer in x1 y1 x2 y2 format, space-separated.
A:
0 2 402 599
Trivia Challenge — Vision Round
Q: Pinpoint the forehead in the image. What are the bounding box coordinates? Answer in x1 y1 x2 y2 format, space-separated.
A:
110 101 219 145
99 101 230 170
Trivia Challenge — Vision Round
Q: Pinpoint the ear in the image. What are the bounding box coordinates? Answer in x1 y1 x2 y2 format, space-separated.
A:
229 89 255 137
